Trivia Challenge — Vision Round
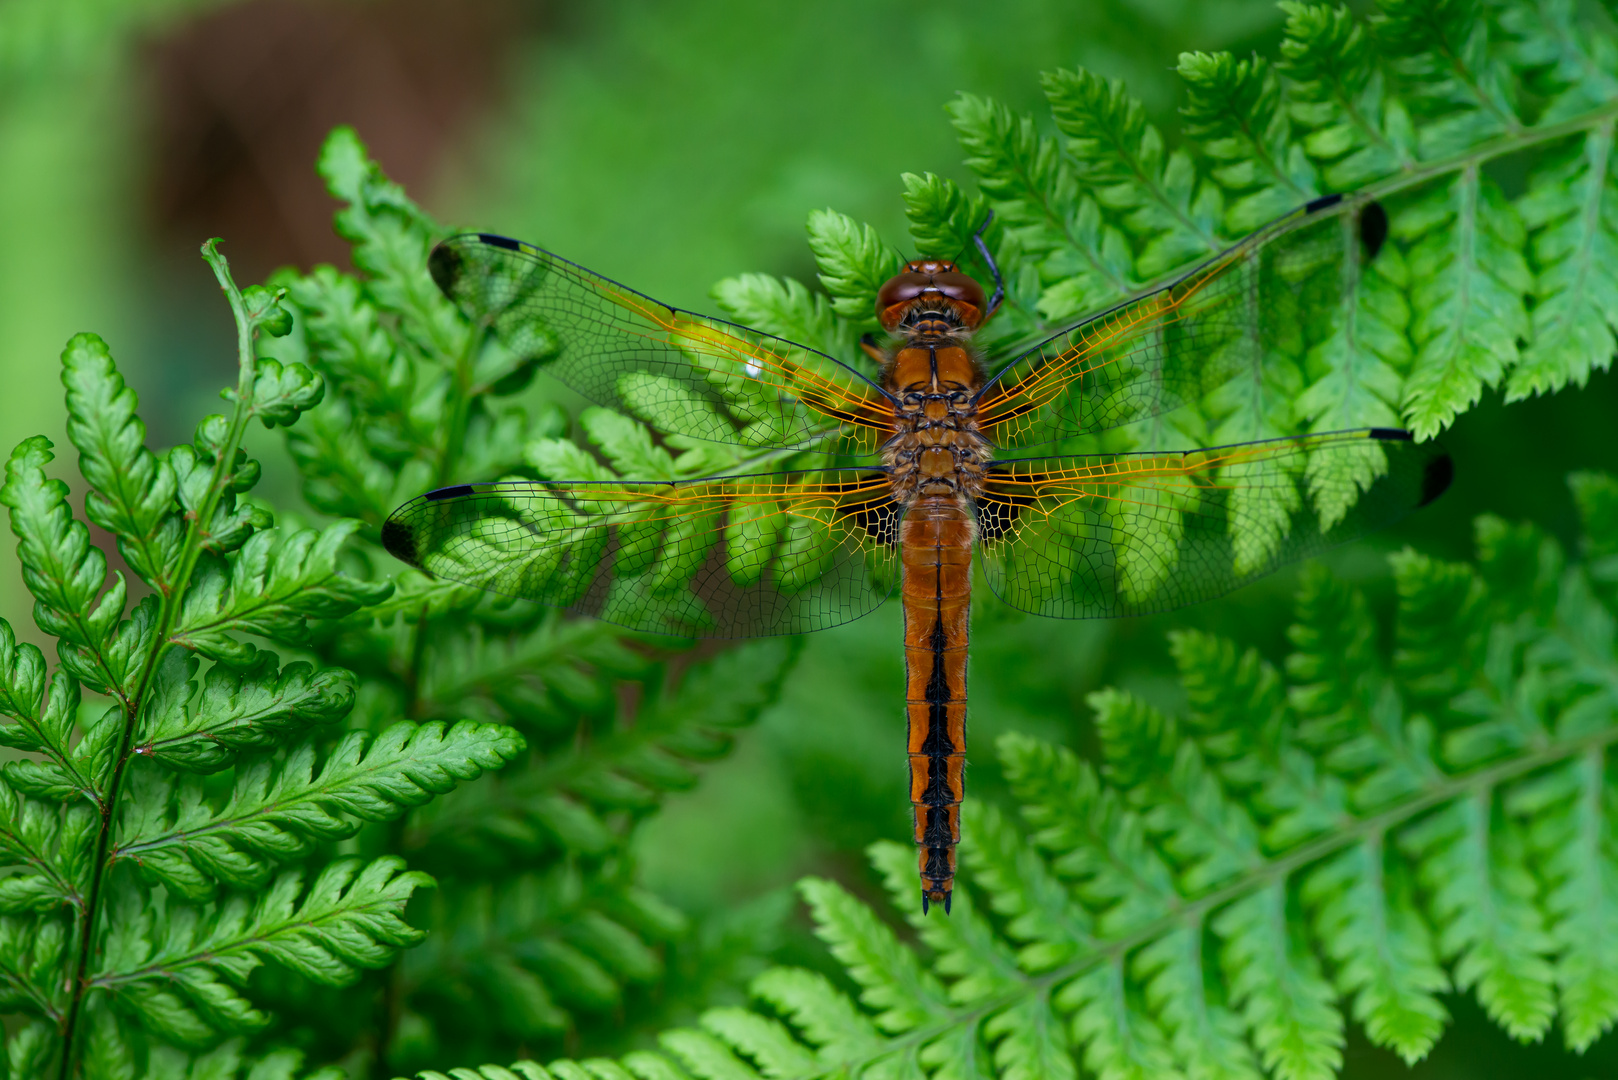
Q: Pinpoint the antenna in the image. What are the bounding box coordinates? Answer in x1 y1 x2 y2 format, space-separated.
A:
972 211 1005 320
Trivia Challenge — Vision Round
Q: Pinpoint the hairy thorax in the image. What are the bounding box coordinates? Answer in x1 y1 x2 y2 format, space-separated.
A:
882 338 993 511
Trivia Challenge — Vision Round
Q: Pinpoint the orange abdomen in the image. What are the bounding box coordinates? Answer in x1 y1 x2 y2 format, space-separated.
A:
899 497 974 913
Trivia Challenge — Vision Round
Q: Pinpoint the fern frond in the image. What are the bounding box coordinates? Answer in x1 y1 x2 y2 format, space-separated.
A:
709 272 856 367
261 130 812 1068
805 209 906 326
1373 0 1521 156
411 640 791 859
1280 3 1416 188
2 434 135 704
61 332 182 594
946 92 1131 326
0 618 95 795
413 470 1618 1079
1178 51 1319 232
1044 66 1224 277
92 858 426 1045
0 775 93 914
114 721 523 900
170 521 388 665
135 649 355 773
726 0 1618 447
1509 121 1618 399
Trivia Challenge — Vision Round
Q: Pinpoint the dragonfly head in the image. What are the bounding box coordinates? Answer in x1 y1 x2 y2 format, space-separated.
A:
877 260 987 333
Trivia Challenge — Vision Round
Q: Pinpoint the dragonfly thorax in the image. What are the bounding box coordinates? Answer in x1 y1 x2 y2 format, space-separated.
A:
884 343 992 507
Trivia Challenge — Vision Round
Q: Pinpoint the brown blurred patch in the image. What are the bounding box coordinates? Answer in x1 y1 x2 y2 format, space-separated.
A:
142 0 549 285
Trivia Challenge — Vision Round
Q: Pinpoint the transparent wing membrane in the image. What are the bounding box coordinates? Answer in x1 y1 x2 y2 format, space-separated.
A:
403 202 1452 636
430 234 890 453
977 196 1387 450
383 470 901 638
975 428 1451 619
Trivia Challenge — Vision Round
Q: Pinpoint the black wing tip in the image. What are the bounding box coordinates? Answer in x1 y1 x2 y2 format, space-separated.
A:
1420 452 1455 507
1305 192 1344 214
425 484 476 501
380 516 418 567
477 233 523 250
1368 427 1415 441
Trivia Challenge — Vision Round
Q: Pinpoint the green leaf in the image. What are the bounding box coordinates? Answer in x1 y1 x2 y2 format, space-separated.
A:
169 521 390 665
1213 885 1342 1080
1042 66 1223 277
0 775 93 913
1 435 130 699
94 858 429 1043
1373 0 1520 158
901 172 990 261
1399 794 1556 1040
1396 169 1530 439
137 649 356 773
1505 749 1618 1050
805 209 905 325
231 357 325 429
1279 2 1416 188
581 409 678 481
0 617 89 783
1508 123 1618 401
798 877 950 1034
60 331 182 592
116 721 523 899
709 272 854 363
947 92 1133 322
1177 51 1318 232
1300 838 1449 1062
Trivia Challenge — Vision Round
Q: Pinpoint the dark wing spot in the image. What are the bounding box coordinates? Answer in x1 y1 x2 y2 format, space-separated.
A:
426 484 475 501
835 482 901 547
381 517 418 567
975 472 1038 543
1359 202 1389 262
477 233 522 251
1305 192 1344 214
1420 453 1455 507
428 242 464 297
1368 427 1414 442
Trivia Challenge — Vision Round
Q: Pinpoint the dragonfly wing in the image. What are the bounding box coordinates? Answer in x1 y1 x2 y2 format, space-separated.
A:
976 196 1387 450
383 470 901 638
431 234 890 453
974 429 1451 619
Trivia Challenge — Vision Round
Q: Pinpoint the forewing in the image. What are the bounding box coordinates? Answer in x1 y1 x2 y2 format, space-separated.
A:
383 470 900 638
975 429 1451 619
976 196 1385 450
431 234 889 453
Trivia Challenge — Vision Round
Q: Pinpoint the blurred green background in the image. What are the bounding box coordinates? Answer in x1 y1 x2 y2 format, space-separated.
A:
3 0 1616 1075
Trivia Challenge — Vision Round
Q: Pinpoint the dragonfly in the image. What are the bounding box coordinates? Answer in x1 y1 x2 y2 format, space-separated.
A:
382 193 1452 913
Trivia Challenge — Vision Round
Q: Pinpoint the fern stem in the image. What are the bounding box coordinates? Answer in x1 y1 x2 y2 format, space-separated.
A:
1098 99 1618 315
55 241 265 1079
433 322 480 490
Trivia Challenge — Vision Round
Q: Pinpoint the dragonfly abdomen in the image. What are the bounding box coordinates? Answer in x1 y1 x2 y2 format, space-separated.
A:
900 497 974 913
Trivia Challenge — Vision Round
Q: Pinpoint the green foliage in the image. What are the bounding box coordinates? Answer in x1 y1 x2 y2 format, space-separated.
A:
428 470 1618 1079
715 0 1618 441
0 230 533 1076
12 2 1618 1077
260 128 801 1072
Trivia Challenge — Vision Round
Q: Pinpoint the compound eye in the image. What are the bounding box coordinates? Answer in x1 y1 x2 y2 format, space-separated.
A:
933 271 985 310
877 272 932 311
